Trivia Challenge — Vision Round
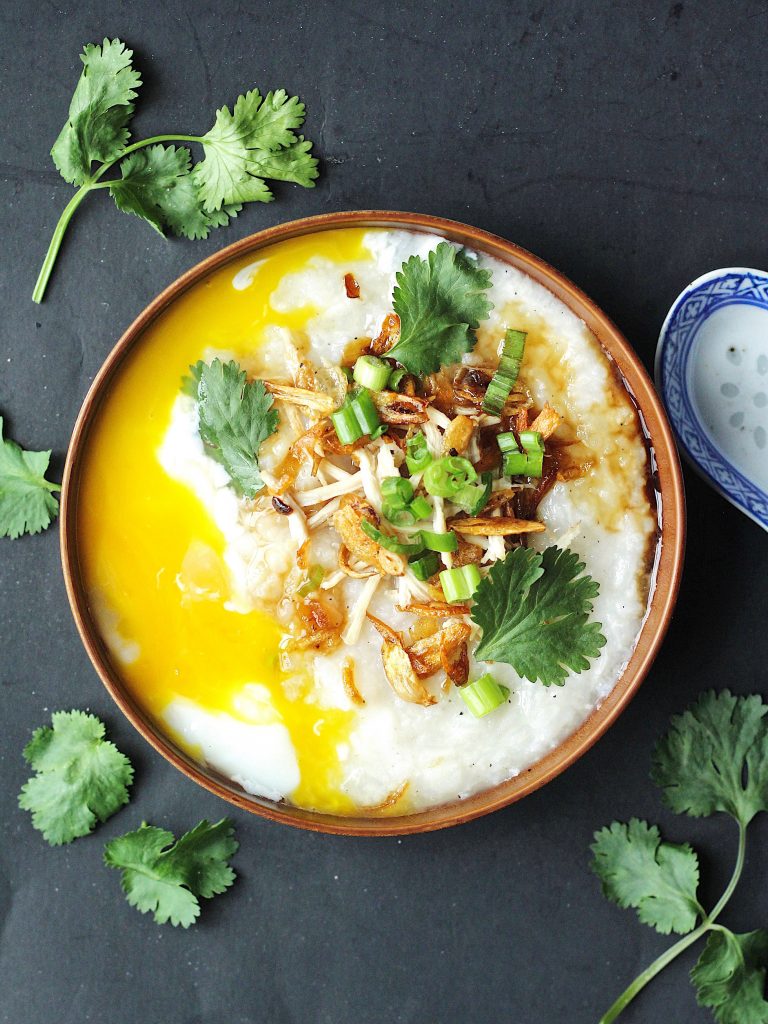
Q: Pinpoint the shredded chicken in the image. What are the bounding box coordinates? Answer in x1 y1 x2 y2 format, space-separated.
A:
339 545 378 578
341 575 381 645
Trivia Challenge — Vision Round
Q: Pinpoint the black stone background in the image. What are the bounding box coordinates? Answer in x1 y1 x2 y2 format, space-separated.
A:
2 2 767 1021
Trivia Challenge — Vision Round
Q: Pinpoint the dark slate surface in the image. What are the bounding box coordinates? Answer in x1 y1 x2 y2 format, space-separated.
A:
2 2 767 1022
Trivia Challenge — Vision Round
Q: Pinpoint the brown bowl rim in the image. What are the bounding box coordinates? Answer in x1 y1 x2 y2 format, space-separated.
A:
60 210 685 837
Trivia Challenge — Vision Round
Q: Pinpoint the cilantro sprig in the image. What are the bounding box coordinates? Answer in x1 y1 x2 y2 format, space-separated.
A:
0 416 61 538
186 358 279 497
34 38 318 303
18 711 133 845
471 545 606 687
387 242 494 375
591 690 768 1023
104 819 238 927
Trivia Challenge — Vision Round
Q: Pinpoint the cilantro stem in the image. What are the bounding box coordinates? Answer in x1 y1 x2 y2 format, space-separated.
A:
32 134 205 304
32 184 95 304
597 819 748 1024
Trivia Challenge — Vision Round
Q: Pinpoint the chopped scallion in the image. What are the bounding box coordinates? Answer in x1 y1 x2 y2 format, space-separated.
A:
353 355 391 392
409 495 433 521
388 367 408 391
331 401 363 445
439 564 482 602
453 471 493 515
498 429 544 478
408 551 441 581
421 528 459 553
361 520 425 555
405 431 432 474
482 329 527 414
351 388 381 435
297 565 325 597
423 455 477 498
459 673 510 717
381 476 415 507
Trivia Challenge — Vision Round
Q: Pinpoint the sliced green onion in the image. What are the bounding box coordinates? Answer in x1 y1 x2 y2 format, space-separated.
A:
331 401 363 445
482 329 527 414
353 355 391 391
350 388 381 435
405 431 432 474
370 423 388 440
408 551 441 581
453 471 493 515
340 365 354 382
409 495 432 520
297 565 325 597
421 528 459 553
361 520 424 555
382 502 416 526
381 476 414 506
388 367 408 391
498 430 544 478
439 564 482 602
459 673 510 718
519 430 544 452
423 456 477 498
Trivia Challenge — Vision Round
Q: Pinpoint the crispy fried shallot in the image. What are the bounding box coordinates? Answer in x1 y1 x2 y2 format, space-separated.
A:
286 593 345 653
295 359 317 392
441 414 475 455
397 601 472 618
381 640 437 707
408 621 471 678
342 656 365 705
451 537 484 567
333 495 405 576
440 639 470 687
449 515 546 536
367 612 401 645
372 390 431 425
264 382 335 414
339 544 377 578
530 402 562 439
369 313 400 356
344 272 361 299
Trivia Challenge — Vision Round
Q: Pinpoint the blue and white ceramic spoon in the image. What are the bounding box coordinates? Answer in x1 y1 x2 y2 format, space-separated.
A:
656 267 768 531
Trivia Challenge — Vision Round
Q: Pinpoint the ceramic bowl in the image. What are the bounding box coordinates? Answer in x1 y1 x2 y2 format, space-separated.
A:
656 267 768 531
61 211 685 835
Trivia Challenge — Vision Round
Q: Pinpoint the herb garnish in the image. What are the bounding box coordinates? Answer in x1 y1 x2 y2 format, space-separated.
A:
104 819 238 927
18 711 133 845
0 417 61 539
471 545 606 687
34 38 318 302
388 242 494 375
592 690 768 1023
186 358 279 497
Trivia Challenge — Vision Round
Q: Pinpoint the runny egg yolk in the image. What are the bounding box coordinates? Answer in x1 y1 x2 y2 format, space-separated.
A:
77 228 374 815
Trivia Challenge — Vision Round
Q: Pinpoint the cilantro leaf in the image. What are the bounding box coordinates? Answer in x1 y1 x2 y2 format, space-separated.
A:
691 930 768 1024
387 243 494 375
471 545 606 687
109 145 214 240
18 711 133 845
591 819 701 935
51 38 141 186
195 359 279 497
0 417 61 539
193 89 317 212
104 819 238 927
651 690 768 826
